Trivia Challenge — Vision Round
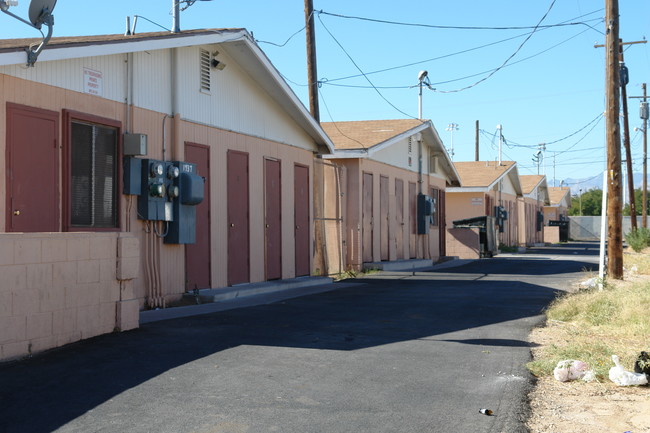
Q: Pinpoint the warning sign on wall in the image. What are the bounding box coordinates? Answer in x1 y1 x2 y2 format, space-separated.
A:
83 68 103 97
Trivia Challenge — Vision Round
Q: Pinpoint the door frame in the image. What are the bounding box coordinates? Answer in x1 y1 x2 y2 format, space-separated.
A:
264 157 282 280
6 103 60 232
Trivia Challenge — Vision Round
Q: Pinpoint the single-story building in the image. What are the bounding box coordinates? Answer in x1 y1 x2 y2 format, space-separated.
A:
446 161 522 256
0 28 334 361
543 186 572 243
320 119 461 272
518 175 550 246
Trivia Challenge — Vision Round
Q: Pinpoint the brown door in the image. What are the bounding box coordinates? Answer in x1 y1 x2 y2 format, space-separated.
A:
362 172 373 263
265 158 282 280
6 104 59 232
439 190 446 257
294 164 310 277
184 143 210 290
227 150 249 286
380 175 389 261
409 182 417 258
395 179 404 259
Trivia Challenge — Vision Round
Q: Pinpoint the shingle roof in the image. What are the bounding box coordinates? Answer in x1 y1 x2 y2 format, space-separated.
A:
452 161 516 187
519 175 545 194
0 29 242 53
548 187 571 206
321 119 426 150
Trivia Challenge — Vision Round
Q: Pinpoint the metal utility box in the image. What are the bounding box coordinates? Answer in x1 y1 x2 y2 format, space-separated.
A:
452 215 497 257
123 133 148 156
417 193 434 234
165 161 204 244
123 157 142 195
137 159 178 222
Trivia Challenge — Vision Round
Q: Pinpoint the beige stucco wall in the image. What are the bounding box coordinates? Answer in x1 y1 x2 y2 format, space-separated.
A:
0 232 139 362
1 62 319 358
518 195 544 246
445 188 519 248
327 157 447 272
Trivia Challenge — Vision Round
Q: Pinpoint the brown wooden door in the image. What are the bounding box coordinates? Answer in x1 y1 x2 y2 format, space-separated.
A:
265 159 282 280
294 164 310 277
6 104 59 232
184 143 211 290
380 175 389 261
439 189 446 257
409 182 417 258
362 172 373 263
227 151 249 286
395 179 404 259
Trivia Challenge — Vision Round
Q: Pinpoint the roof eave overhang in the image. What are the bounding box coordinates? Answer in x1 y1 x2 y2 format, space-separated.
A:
0 30 335 153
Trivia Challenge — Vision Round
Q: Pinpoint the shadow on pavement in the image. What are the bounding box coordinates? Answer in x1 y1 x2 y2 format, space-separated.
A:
1 271 567 432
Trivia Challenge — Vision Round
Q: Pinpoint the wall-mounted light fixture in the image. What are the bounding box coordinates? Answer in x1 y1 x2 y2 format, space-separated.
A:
210 51 226 70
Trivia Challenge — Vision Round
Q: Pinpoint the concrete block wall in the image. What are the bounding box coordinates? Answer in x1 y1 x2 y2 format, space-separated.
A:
446 228 481 259
544 226 560 244
0 232 140 362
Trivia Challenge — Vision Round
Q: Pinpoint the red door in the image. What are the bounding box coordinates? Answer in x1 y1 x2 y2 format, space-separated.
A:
439 190 446 256
395 179 404 259
6 104 59 232
362 172 373 263
380 175 389 261
227 151 249 285
265 158 282 280
185 143 210 290
294 164 310 277
409 182 417 258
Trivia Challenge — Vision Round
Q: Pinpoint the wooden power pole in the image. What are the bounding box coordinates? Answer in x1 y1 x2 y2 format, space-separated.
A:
305 0 320 122
605 0 623 279
475 120 480 161
630 83 648 227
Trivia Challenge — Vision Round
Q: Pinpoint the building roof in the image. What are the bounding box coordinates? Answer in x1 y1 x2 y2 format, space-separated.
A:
519 175 546 195
452 160 517 186
321 119 461 186
0 29 335 153
321 119 425 150
547 186 572 207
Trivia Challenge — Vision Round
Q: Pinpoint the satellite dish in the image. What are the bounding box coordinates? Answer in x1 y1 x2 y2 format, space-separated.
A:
28 0 57 29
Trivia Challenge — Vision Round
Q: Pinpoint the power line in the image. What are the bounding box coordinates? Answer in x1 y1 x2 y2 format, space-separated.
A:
434 0 559 94
317 13 415 119
317 8 603 32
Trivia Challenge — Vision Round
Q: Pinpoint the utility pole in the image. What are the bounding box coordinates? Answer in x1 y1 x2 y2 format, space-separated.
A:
305 0 319 122
475 120 480 161
630 83 648 227
497 124 503 165
619 49 637 229
596 37 647 231
604 0 623 279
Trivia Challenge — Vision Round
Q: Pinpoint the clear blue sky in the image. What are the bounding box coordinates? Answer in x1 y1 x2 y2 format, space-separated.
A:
3 1 650 188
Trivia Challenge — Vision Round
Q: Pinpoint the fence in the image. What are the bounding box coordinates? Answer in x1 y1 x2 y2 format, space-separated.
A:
569 216 650 241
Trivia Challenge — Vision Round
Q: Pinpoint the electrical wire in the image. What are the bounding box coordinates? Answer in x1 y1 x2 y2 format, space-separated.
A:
256 10 313 47
317 8 603 32
317 13 416 119
434 0 559 93
318 87 369 150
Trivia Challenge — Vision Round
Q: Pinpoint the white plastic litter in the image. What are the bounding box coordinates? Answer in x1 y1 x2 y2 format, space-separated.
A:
609 355 649 386
553 360 595 382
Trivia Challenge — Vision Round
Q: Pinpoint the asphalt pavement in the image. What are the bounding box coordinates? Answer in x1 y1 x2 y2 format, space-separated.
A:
0 242 599 433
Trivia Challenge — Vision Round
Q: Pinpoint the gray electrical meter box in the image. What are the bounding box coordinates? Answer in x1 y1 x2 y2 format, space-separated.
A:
123 133 148 156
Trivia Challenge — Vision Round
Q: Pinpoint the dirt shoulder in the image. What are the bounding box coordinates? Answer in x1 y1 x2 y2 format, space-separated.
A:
526 273 650 433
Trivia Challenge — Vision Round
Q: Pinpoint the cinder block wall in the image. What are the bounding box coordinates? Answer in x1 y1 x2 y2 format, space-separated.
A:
0 233 139 362
446 228 481 259
543 226 560 244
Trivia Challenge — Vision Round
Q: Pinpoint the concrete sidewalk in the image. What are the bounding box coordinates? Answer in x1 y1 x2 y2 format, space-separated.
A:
141 258 477 324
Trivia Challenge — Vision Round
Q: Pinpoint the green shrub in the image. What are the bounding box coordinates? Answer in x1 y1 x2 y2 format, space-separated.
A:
625 227 650 252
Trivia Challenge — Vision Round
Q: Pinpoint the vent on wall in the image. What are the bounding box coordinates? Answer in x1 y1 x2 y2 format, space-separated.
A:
199 48 211 93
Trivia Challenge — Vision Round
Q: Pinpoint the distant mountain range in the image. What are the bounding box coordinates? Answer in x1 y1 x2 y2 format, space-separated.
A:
558 173 650 195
